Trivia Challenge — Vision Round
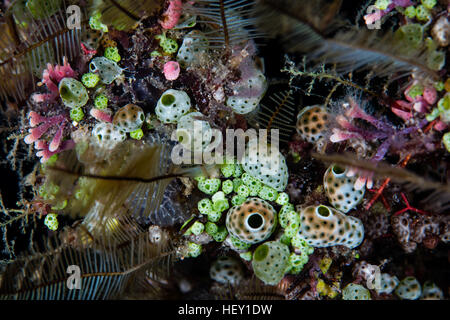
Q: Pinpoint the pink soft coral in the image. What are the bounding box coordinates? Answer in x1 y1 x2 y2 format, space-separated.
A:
24 111 74 162
32 57 76 103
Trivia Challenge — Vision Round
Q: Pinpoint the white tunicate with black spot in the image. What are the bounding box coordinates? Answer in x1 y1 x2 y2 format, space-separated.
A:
395 277 422 300
176 112 212 152
226 96 260 114
92 122 126 149
89 57 123 85
176 30 208 67
156 89 191 124
323 164 365 213
420 282 443 300
226 70 267 115
240 142 288 191
342 283 371 300
210 256 244 285
251 241 290 285
59 77 89 109
376 273 399 295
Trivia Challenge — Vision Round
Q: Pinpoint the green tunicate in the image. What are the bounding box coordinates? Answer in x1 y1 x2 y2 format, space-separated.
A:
213 198 229 213
276 192 289 205
242 173 262 196
221 163 235 178
426 50 445 71
437 94 450 122
415 5 431 21
89 11 108 32
231 195 246 206
233 164 243 177
258 185 278 201
426 107 440 122
222 180 233 194
233 178 244 192
284 211 300 238
198 178 221 195
187 242 202 257
59 78 89 109
212 191 225 202
229 234 251 251
81 73 100 88
442 132 450 152
240 251 253 261
434 81 445 92
291 235 314 256
190 221 205 235
94 94 108 109
252 241 290 285
395 24 423 50
205 222 218 235
156 34 179 54
278 203 294 228
207 210 222 223
130 128 143 140
198 198 213 215
287 252 309 274
44 213 59 231
213 226 228 242
70 107 84 122
104 47 121 62
407 84 424 99
421 0 436 9
374 0 391 10
237 184 250 198
280 234 292 246
404 6 416 18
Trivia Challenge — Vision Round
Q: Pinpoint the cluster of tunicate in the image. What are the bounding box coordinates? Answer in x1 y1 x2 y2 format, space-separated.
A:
176 112 213 152
296 205 364 249
186 154 310 285
296 105 329 144
155 89 192 123
240 142 289 192
210 256 244 285
59 78 89 109
342 283 371 300
226 197 277 245
251 241 290 285
89 57 123 84
323 164 365 213
395 276 422 300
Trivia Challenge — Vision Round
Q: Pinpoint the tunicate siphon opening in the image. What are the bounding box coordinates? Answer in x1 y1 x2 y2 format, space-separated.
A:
332 165 345 175
253 244 269 261
247 213 264 229
317 205 330 217
162 94 175 106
